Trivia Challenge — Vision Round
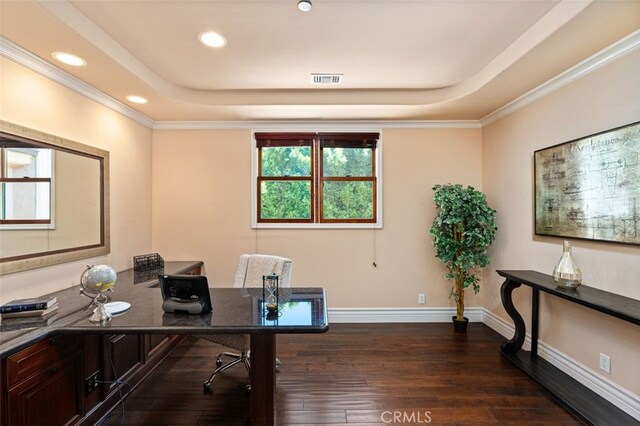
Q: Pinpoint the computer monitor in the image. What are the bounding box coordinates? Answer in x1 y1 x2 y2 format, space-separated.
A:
159 274 212 314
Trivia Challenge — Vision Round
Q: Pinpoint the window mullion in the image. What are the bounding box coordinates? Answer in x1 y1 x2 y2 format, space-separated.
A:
313 140 317 223
314 138 320 223
322 176 373 182
0 178 51 183
371 146 376 177
257 141 314 222
258 176 310 181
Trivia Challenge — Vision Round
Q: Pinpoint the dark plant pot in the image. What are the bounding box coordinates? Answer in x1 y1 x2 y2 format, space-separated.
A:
452 316 469 333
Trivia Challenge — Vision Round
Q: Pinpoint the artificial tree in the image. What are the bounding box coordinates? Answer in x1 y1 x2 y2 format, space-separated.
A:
430 184 497 329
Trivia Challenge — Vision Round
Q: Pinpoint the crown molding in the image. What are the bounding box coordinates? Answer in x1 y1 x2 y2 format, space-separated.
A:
481 29 640 127
0 39 479 130
152 120 481 130
3 26 638 131
0 36 155 129
35 0 591 108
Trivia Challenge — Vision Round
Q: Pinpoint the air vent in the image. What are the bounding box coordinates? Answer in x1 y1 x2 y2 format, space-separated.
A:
311 73 343 84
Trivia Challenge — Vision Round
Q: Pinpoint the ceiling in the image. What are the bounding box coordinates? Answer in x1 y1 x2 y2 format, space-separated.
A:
1 0 639 122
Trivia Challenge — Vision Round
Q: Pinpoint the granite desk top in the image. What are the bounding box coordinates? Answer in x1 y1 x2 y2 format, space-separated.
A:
63 287 328 335
5 261 319 358
0 261 205 356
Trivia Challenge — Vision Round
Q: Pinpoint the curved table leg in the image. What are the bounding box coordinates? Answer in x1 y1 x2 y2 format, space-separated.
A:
500 278 526 354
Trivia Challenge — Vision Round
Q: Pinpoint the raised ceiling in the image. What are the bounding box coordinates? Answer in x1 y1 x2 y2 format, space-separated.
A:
1 0 639 122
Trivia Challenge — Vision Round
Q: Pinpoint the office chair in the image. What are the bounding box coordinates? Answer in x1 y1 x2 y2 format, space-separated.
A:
200 254 292 391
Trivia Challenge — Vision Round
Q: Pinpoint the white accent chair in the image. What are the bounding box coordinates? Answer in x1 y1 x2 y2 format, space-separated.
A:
200 254 292 391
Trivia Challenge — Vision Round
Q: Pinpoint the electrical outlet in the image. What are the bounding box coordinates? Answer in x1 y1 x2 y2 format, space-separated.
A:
418 293 426 304
85 371 101 394
599 353 611 374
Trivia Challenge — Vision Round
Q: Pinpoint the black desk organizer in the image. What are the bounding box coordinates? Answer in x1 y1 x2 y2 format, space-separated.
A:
133 253 165 271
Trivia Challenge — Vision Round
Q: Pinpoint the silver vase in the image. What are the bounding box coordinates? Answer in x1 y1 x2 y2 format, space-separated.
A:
553 240 582 289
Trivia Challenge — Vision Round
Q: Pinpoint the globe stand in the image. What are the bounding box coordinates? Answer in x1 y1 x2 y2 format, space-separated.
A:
89 292 112 323
80 264 118 324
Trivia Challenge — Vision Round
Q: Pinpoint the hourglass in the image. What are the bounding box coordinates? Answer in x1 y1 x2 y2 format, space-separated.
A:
262 273 279 314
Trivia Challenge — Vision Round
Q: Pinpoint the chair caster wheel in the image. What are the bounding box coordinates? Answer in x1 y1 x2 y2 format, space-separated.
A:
216 358 222 368
203 382 211 392
245 384 251 394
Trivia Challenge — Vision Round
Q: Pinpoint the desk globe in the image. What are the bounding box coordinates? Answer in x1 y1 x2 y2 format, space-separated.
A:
80 264 117 322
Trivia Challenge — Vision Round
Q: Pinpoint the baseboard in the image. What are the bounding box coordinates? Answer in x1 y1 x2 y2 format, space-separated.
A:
327 307 483 323
482 309 640 421
326 306 639 421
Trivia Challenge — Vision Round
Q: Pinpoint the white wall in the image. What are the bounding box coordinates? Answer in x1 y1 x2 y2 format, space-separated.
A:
482 49 640 394
151 127 483 309
0 57 153 303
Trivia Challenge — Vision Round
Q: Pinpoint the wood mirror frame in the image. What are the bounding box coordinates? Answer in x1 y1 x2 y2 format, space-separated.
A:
0 120 110 275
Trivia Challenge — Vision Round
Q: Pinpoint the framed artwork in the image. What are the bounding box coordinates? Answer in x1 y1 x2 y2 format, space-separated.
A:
534 121 640 246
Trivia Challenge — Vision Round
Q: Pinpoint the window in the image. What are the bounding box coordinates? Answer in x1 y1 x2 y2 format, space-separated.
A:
254 132 381 227
0 135 53 227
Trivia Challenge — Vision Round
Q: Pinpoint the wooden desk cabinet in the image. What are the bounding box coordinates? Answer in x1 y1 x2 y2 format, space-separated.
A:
6 336 82 426
2 334 188 426
0 261 202 425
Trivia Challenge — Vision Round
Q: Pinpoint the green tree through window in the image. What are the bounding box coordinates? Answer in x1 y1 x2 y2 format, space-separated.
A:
256 132 379 224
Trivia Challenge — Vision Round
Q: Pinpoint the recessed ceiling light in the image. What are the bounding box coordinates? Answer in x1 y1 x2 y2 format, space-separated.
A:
51 52 87 67
199 31 227 48
298 0 312 12
126 95 148 104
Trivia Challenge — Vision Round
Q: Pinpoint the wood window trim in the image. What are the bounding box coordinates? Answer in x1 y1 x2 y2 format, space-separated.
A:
0 178 53 225
0 219 51 225
257 136 315 223
257 175 315 224
0 145 53 225
1 178 51 183
255 132 380 226
318 140 377 224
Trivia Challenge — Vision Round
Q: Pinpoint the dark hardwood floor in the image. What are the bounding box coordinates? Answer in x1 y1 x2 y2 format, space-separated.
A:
101 323 583 425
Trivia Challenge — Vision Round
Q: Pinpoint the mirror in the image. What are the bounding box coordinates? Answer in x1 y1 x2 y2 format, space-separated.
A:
0 120 110 275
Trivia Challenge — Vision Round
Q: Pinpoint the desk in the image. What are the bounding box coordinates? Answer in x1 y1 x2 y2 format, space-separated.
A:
497 270 639 425
0 262 328 426
64 287 329 425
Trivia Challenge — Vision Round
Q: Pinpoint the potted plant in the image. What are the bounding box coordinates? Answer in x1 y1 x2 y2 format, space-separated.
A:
430 184 497 333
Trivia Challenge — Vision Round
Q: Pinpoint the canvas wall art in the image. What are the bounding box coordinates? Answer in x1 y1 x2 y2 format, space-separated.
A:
534 121 640 245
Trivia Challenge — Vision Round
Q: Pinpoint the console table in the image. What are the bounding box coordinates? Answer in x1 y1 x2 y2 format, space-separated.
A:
498 270 639 425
